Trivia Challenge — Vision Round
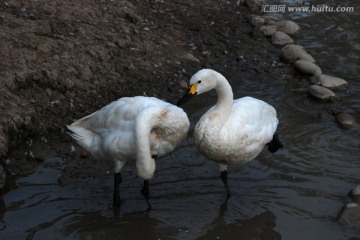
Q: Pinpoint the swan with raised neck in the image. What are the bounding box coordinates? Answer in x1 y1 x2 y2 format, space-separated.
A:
177 69 283 198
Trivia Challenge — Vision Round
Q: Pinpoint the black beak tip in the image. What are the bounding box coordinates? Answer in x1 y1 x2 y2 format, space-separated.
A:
177 92 194 106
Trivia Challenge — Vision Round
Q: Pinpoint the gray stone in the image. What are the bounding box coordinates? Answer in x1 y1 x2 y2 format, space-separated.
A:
281 44 315 63
260 25 277 36
271 31 294 46
336 113 358 129
294 60 322 75
337 202 360 225
263 13 283 22
180 53 200 64
249 15 265 27
275 20 300 35
179 80 189 89
310 74 348 90
350 185 360 202
308 85 336 101
245 0 267 14
251 27 266 38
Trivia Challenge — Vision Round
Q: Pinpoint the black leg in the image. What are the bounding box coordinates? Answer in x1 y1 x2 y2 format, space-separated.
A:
141 180 150 198
220 170 231 199
113 172 122 206
141 180 152 210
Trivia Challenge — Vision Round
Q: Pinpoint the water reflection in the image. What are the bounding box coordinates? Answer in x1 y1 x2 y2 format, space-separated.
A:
198 202 281 240
32 211 164 240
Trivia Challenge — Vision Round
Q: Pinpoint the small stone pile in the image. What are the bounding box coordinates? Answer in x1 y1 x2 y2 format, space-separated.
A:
243 0 358 129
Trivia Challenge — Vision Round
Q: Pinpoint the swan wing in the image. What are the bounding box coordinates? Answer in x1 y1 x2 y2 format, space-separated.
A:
67 97 170 158
227 96 278 144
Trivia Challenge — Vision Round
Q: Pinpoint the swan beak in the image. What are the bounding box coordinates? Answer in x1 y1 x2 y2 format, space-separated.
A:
177 84 197 106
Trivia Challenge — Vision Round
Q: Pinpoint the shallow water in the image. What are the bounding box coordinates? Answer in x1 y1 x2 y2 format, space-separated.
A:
1 1 360 240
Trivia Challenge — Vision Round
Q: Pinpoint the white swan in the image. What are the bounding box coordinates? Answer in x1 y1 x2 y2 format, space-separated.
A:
177 69 282 197
67 96 190 206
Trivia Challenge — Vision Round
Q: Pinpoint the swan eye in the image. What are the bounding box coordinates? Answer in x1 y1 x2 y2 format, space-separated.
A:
198 80 201 83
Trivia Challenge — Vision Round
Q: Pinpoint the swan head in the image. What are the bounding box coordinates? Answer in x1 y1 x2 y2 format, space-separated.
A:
177 69 219 106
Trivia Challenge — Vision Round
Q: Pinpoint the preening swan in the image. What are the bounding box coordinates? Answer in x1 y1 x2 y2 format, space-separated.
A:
67 96 190 206
177 69 282 198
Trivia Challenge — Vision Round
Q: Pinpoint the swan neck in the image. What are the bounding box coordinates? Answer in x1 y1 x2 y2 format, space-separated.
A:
214 75 233 118
134 107 159 180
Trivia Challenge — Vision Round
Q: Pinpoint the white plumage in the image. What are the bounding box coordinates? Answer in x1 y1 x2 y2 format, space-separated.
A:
177 69 282 197
68 96 190 206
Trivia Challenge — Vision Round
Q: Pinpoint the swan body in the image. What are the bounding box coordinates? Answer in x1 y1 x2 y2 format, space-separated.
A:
177 69 282 197
68 96 190 205
194 96 278 165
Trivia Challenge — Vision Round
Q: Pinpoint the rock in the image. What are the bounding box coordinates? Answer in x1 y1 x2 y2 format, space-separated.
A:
294 60 322 75
245 0 267 14
116 39 129 48
0 165 5 189
337 202 360 225
350 185 360 202
275 20 300 35
336 113 358 129
252 27 266 38
271 31 294 46
248 15 265 27
260 25 277 36
179 80 189 89
308 85 337 101
281 44 315 63
263 13 283 22
310 74 348 90
180 53 200 64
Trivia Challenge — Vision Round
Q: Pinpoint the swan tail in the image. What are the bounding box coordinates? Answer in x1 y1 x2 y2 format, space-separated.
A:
66 123 95 150
267 132 283 153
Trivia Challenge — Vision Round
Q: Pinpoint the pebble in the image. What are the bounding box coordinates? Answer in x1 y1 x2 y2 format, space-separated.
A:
263 13 283 22
249 15 265 27
336 113 358 129
281 44 315 63
180 53 200 64
275 20 300 35
337 202 360 225
350 185 360 202
271 31 294 46
260 25 277 36
116 39 128 48
310 74 348 90
294 60 322 75
308 85 336 101
179 80 189 89
245 0 267 14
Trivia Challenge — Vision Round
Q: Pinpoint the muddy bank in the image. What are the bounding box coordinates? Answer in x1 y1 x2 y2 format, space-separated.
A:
0 1 287 175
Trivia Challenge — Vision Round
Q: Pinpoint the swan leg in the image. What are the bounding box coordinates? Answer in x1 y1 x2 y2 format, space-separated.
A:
113 172 122 206
220 170 232 199
141 180 152 209
141 180 150 198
